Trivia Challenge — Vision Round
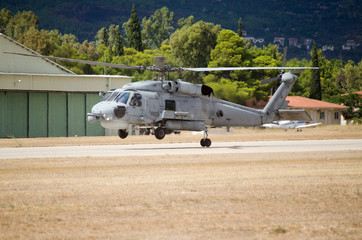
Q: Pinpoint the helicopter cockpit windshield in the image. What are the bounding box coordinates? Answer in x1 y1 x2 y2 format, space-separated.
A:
106 91 121 102
116 92 130 104
100 90 114 101
100 90 136 105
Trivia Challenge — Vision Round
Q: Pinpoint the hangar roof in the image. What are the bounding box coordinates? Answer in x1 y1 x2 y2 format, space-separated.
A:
0 34 132 92
0 33 75 75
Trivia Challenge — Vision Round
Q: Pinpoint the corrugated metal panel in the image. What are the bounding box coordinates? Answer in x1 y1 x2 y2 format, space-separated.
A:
86 93 104 136
29 92 47 137
68 93 86 137
48 92 67 137
1 92 28 138
0 92 5 137
0 91 108 138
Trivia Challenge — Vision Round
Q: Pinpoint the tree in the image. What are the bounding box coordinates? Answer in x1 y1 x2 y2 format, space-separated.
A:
309 42 322 100
48 29 62 47
123 5 143 52
237 17 242 37
317 54 341 101
108 24 124 56
79 40 102 61
0 8 12 33
5 10 39 40
61 33 79 49
141 7 174 49
176 15 194 30
170 20 221 67
19 27 57 56
95 27 109 47
205 77 251 104
109 48 155 80
204 30 275 104
208 30 246 68
339 93 362 120
344 60 362 91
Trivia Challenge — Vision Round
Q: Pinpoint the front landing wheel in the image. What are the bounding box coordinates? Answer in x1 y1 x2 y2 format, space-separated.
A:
200 138 211 147
118 129 128 139
155 127 166 140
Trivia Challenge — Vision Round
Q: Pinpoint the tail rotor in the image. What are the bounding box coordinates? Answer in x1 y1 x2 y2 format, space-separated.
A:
260 47 288 85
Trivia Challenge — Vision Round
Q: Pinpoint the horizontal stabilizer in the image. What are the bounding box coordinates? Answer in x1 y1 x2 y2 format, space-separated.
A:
277 109 312 121
295 122 322 129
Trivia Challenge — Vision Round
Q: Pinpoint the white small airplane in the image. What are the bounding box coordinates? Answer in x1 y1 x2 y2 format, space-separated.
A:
262 120 322 131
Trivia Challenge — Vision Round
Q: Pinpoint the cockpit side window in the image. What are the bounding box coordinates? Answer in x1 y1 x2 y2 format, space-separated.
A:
130 93 142 106
116 92 130 104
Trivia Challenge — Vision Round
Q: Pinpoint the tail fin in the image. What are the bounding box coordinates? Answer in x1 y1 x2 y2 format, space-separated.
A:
261 71 297 124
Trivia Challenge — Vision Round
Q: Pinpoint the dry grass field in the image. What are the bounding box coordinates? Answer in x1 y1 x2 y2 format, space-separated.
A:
0 125 361 239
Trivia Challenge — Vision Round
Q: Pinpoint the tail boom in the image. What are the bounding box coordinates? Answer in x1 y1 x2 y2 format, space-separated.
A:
261 72 297 124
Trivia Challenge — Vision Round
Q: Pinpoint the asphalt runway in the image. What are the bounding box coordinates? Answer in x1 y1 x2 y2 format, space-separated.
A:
0 139 361 159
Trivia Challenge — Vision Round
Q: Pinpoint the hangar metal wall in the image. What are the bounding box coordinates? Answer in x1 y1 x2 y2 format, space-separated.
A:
0 91 104 138
48 92 67 137
0 92 27 138
68 93 86 137
29 92 47 137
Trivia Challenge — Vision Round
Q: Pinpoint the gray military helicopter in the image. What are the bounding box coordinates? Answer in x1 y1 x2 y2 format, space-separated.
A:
6 51 317 147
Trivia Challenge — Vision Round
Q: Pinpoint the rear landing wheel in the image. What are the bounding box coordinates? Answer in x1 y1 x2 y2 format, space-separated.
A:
118 129 128 139
200 138 211 147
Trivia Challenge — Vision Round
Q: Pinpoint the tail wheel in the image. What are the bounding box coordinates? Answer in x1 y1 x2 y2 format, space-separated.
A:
155 127 166 140
118 129 128 139
200 138 211 147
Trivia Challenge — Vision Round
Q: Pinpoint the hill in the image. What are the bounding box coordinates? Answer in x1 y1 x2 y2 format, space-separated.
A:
2 0 361 60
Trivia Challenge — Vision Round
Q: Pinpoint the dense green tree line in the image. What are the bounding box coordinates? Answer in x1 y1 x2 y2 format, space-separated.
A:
1 7 361 119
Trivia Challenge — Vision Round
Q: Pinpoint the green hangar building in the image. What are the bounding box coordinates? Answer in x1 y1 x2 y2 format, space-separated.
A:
0 33 132 138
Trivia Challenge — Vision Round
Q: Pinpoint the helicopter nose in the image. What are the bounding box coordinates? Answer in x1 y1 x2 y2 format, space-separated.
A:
91 102 117 120
114 105 126 118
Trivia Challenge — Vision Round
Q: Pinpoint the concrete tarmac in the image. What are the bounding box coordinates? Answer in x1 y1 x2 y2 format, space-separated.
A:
0 139 361 159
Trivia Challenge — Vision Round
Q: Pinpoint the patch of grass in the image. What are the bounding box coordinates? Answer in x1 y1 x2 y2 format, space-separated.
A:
273 225 287 234
143 202 151 209
11 136 23 147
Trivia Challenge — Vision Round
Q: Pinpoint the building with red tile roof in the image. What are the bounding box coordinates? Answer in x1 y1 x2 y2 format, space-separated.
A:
285 96 348 125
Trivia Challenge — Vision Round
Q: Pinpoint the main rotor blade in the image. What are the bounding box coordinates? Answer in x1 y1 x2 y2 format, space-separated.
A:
291 69 306 74
182 66 318 72
5 51 318 75
4 52 142 70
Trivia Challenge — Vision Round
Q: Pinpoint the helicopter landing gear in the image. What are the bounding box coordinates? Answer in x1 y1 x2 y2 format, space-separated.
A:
200 129 211 147
200 138 211 147
154 127 166 140
118 129 128 139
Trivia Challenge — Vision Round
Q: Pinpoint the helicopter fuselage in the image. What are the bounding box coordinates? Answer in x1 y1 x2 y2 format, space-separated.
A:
88 80 264 131
88 72 299 147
